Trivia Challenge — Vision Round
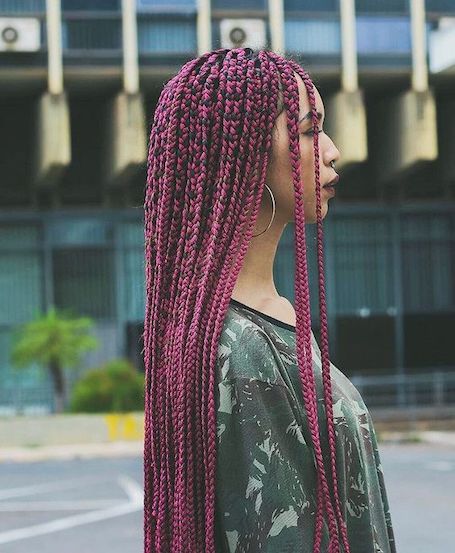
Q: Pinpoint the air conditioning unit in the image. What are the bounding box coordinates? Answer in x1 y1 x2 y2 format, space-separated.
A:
0 18 40 52
220 18 266 50
437 16 455 31
429 17 455 73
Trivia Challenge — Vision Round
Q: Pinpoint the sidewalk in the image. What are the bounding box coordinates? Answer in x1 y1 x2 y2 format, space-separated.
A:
1 431 454 463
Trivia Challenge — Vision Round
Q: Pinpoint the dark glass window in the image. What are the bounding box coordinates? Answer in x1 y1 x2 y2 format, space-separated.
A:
62 0 120 10
355 0 408 13
212 0 266 9
285 0 337 11
403 313 455 369
53 249 116 319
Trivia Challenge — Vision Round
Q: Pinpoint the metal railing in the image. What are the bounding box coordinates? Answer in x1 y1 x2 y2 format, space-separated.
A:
351 369 455 409
1 369 454 416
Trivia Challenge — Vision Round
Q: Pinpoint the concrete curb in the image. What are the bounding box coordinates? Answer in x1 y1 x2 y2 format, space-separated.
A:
1 431 455 463
378 430 455 447
411 430 455 447
0 440 143 463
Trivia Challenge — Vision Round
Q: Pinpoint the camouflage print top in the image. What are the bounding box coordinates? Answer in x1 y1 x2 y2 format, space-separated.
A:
214 298 397 553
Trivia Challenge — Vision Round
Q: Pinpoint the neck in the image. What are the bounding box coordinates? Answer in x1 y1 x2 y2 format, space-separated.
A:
231 217 288 304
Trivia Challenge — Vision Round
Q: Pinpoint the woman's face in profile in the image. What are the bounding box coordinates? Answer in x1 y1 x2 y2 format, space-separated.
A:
265 71 341 224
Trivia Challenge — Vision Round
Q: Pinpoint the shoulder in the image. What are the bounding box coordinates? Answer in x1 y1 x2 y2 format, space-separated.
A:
278 296 296 317
260 295 296 327
217 309 282 385
277 297 320 354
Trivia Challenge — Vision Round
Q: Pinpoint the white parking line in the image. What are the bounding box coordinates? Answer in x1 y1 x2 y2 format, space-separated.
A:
424 461 454 471
0 475 107 500
0 475 143 545
118 474 143 503
0 500 123 511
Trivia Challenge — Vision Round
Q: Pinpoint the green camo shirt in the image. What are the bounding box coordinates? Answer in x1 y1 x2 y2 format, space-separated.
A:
214 299 397 553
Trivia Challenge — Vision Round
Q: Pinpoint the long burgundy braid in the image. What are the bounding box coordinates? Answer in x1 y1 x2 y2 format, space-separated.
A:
143 47 351 553
287 57 352 553
267 52 350 553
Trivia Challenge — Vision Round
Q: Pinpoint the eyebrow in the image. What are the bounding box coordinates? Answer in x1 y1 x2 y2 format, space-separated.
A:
299 111 323 124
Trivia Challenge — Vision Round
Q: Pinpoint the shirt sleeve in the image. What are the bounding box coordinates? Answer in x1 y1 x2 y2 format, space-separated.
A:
215 327 323 553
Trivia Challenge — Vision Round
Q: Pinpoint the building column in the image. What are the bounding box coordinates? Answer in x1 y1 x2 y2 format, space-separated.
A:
197 0 211 56
268 0 284 54
34 0 71 188
325 0 368 171
105 0 146 187
374 0 437 185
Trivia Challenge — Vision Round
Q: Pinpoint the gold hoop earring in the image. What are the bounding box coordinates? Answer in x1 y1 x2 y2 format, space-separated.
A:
252 183 276 237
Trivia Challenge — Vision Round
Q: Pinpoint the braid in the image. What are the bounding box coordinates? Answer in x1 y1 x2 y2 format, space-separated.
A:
287 58 352 553
143 47 351 553
198 48 271 550
268 51 345 553
144 54 207 548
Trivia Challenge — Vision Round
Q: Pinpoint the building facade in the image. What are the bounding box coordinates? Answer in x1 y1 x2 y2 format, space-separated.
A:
0 0 454 413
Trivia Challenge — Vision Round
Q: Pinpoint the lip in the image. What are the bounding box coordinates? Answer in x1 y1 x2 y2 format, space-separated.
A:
324 174 339 187
323 185 336 197
322 173 339 198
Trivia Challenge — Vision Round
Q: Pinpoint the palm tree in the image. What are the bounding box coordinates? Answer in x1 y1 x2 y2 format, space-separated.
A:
10 307 99 413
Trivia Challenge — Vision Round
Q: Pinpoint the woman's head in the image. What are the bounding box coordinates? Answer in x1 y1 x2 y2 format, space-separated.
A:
143 47 350 553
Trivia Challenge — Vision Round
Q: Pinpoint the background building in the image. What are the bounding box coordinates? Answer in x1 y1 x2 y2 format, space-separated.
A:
0 0 454 413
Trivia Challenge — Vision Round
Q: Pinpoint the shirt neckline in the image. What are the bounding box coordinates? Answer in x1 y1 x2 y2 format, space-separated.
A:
229 298 296 333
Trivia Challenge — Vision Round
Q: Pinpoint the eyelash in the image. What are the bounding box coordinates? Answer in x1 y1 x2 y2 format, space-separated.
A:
304 128 323 137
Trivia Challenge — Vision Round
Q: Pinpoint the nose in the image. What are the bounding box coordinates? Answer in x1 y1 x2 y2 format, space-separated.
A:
324 134 341 166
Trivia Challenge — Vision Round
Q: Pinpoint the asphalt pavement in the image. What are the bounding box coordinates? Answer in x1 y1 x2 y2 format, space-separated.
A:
0 436 453 552
0 456 143 553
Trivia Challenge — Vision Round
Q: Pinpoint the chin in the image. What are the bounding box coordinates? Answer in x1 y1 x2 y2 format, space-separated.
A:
296 202 329 224
306 206 329 224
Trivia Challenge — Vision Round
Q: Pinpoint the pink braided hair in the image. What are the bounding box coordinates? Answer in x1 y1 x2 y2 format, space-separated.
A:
143 47 351 553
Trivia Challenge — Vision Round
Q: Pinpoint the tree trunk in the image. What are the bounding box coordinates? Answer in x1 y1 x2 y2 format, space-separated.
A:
49 359 66 414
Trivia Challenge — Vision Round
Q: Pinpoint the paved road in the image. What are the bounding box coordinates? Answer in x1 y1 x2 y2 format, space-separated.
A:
0 442 453 552
380 441 455 553
0 456 143 553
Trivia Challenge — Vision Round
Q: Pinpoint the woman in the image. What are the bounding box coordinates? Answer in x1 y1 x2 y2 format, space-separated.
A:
143 47 397 553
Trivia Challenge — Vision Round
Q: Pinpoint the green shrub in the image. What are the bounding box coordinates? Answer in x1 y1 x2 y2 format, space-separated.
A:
69 359 144 413
10 307 99 413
